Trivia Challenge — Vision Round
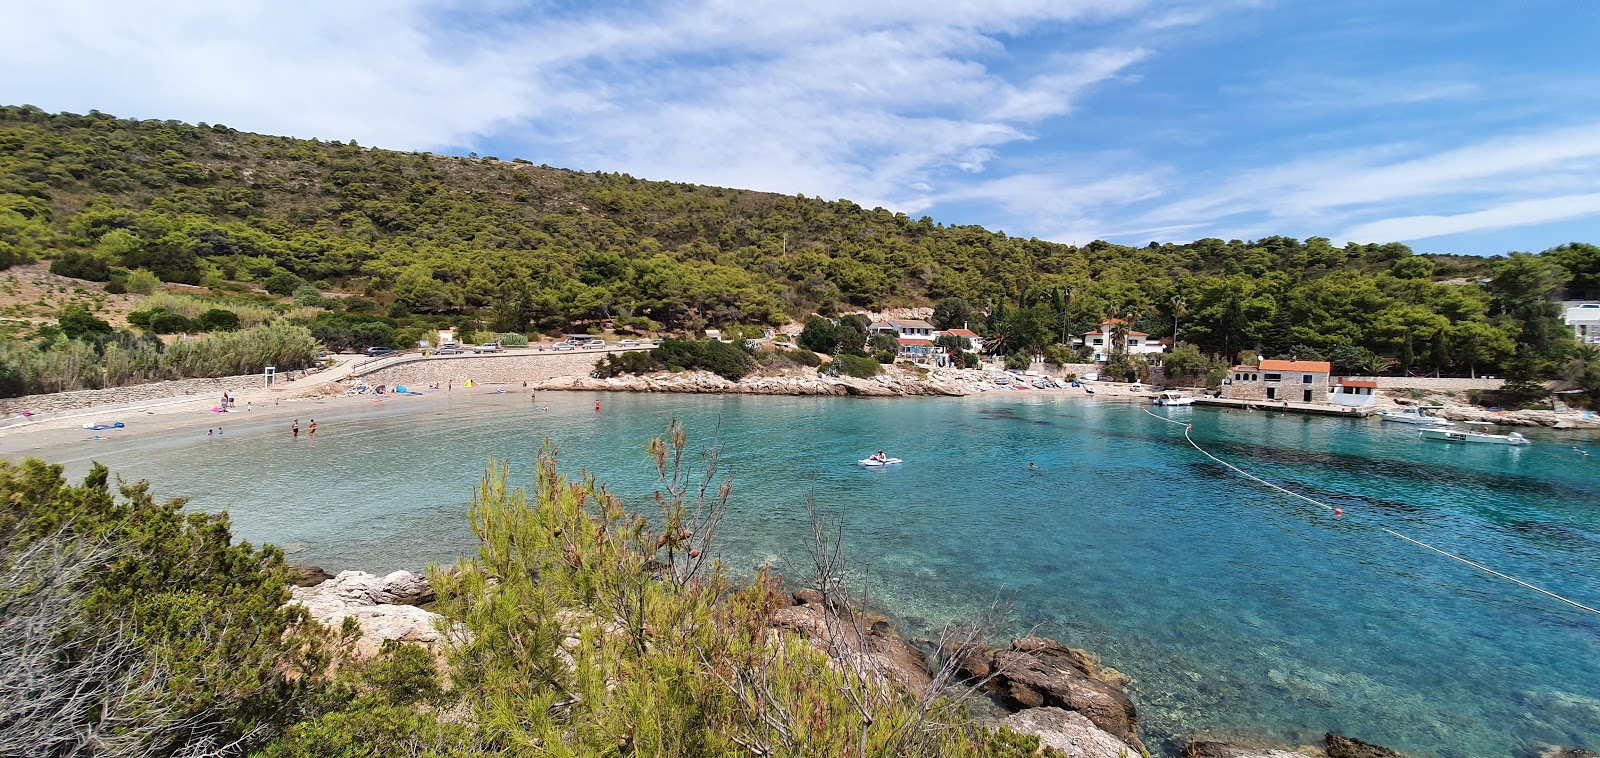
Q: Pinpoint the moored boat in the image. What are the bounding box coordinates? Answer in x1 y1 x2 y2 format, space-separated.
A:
1380 407 1451 426
1154 391 1195 406
1419 428 1529 445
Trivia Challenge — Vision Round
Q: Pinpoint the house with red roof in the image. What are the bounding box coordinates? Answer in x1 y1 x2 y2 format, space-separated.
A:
1072 319 1166 362
1330 377 1378 407
1222 359 1332 403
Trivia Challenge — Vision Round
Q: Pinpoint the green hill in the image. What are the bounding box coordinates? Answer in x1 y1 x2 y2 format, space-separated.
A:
2 104 1597 387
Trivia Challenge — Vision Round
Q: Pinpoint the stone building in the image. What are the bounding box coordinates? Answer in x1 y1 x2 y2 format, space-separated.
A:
1221 359 1332 403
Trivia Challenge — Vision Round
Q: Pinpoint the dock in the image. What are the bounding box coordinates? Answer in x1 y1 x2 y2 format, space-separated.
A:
1192 397 1373 418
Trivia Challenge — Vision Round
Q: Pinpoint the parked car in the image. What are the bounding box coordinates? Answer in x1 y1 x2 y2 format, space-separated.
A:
617 339 640 347
584 339 606 348
435 343 464 355
473 343 503 353
554 343 577 351
363 346 394 357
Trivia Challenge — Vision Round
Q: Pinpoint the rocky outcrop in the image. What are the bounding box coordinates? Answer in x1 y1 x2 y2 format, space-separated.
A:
1324 732 1402 758
770 589 933 695
289 570 442 658
530 366 1014 398
1541 748 1600 758
961 637 1144 755
1181 739 1318 758
287 564 334 587
1002 707 1133 758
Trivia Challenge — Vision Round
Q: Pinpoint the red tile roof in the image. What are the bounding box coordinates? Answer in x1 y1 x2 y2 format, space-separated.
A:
898 338 934 346
944 328 979 338
1260 359 1332 373
1337 378 1378 388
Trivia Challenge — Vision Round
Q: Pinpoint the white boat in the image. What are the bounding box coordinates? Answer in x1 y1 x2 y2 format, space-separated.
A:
858 457 903 467
1379 407 1451 426
1420 428 1529 446
1154 391 1195 407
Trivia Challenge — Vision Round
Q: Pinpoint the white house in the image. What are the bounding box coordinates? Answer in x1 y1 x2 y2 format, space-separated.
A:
939 327 984 354
1566 302 1600 344
1330 377 1378 408
1074 319 1166 362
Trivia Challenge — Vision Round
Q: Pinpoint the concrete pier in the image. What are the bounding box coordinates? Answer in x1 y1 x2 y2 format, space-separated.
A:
1192 396 1373 418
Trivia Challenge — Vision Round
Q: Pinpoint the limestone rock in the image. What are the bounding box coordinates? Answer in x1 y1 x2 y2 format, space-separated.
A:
769 596 932 696
289 570 444 659
287 564 333 587
1182 739 1319 758
1002 707 1132 758
981 637 1144 755
1324 732 1402 758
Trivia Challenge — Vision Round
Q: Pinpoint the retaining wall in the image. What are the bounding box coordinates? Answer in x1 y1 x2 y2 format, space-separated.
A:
352 350 626 387
0 373 269 415
1340 376 1508 391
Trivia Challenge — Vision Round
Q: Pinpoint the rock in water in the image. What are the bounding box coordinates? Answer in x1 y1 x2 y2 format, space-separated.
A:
1002 707 1131 758
1324 732 1403 758
986 637 1144 755
286 564 333 587
1182 739 1320 758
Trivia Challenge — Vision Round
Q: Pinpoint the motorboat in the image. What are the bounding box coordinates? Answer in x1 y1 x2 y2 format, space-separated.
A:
1420 428 1529 446
1154 391 1195 407
858 457 903 467
1379 407 1451 426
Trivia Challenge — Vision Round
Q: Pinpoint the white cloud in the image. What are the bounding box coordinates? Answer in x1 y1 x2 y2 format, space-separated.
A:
1337 193 1600 244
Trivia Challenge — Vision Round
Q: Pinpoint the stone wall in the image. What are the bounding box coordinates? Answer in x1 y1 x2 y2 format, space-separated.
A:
1339 376 1507 391
0 373 270 415
352 350 626 387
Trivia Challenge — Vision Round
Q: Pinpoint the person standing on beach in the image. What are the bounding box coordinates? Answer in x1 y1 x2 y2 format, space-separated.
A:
308 419 317 439
292 419 300 439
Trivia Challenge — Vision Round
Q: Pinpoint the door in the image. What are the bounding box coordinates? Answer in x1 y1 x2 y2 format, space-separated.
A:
1266 387 1276 400
1303 389 1312 402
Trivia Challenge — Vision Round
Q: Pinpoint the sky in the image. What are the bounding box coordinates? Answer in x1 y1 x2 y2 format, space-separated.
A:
3 0 1598 255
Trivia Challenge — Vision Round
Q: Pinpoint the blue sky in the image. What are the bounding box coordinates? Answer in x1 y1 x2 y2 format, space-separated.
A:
4 0 1598 254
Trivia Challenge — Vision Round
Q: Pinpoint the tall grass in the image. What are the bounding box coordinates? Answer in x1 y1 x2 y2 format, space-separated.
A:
140 293 319 328
0 322 319 397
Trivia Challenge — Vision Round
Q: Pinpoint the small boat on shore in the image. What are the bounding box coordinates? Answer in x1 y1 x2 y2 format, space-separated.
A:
1154 391 1195 407
1420 428 1529 446
1380 407 1451 426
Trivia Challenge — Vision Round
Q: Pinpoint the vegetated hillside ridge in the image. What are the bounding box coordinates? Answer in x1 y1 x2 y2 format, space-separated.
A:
2 104 1598 387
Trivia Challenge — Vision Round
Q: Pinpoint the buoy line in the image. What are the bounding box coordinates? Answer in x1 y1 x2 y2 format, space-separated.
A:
1142 407 1600 618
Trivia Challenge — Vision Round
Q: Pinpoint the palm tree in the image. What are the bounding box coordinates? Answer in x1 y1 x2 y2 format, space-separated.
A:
1169 295 1187 345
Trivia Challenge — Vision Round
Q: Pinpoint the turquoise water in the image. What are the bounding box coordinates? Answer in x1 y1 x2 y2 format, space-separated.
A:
45 392 1600 756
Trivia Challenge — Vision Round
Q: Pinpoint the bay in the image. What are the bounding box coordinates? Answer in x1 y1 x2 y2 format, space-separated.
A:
53 391 1600 756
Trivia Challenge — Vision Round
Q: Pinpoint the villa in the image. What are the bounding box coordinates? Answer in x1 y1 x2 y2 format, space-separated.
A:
1222 359 1332 403
1566 302 1600 344
1073 319 1166 362
869 319 938 339
938 327 984 354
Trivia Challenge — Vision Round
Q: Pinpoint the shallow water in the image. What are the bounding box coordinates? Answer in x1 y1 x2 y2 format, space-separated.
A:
45 392 1600 756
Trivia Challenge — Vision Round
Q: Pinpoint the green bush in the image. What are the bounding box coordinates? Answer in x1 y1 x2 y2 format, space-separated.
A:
824 354 881 378
0 459 335 756
652 338 755 380
125 268 161 295
57 303 114 342
496 332 529 347
103 276 127 294
873 350 895 364
291 284 324 306
147 310 192 334
594 350 665 378
194 308 241 332
263 270 309 296
49 252 113 281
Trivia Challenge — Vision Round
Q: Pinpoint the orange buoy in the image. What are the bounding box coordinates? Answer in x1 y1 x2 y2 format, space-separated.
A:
1334 508 1343 516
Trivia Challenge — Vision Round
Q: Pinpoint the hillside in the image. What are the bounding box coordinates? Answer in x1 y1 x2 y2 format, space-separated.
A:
2 104 1597 386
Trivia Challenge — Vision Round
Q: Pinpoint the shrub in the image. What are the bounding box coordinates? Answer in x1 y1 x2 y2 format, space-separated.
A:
125 268 161 295
824 354 881 378
873 350 895 364
103 277 127 294
291 285 323 306
147 310 192 334
1005 349 1033 370
263 271 309 297
49 252 113 282
194 308 241 332
594 350 665 378
785 348 822 367
652 338 755 380
496 332 529 347
57 304 114 342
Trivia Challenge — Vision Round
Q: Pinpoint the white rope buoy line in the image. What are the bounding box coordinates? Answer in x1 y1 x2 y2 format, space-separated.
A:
1142 407 1600 618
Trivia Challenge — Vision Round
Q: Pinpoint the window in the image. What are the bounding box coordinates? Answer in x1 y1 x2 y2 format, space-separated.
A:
1092 338 1104 345
1263 373 1282 381
1128 339 1139 346
1302 374 1313 383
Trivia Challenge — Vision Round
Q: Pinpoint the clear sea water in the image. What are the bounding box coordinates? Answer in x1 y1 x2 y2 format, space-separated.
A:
42 391 1600 756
